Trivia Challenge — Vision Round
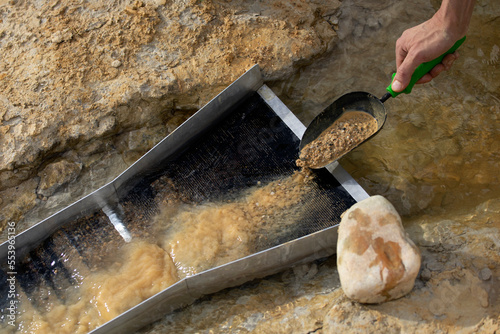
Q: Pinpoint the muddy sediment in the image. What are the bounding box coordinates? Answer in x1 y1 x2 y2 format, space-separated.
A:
7 170 318 333
297 111 378 169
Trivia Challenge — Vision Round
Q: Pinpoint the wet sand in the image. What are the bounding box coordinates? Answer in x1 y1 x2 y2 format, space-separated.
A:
298 111 378 169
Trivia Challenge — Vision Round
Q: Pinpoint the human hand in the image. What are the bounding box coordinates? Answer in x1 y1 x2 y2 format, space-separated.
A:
391 18 461 92
391 0 474 93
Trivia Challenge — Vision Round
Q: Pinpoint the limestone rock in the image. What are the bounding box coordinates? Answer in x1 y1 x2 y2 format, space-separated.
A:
37 158 83 198
337 195 421 303
0 0 339 183
0 178 39 227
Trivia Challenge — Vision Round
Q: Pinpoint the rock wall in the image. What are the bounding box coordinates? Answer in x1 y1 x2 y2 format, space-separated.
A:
0 0 341 234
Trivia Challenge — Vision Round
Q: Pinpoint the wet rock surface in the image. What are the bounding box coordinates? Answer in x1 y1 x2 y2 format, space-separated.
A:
37 153 83 198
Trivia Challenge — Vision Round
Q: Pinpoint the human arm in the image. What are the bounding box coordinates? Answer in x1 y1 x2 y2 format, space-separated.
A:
391 0 475 92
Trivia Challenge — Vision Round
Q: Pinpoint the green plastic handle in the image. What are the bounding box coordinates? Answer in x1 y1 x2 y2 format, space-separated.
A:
386 36 466 98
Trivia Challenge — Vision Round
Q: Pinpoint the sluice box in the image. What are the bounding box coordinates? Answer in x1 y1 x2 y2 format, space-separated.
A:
0 65 368 333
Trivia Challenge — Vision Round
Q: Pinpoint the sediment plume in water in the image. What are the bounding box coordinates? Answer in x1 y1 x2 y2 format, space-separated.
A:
12 123 376 333
10 169 317 333
13 241 178 334
163 169 316 278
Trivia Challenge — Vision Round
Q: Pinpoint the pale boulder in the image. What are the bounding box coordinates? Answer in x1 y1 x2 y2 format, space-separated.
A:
337 195 421 303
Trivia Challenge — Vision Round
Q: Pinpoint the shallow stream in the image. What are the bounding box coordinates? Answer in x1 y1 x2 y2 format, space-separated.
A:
3 0 499 332
144 0 500 331
141 0 500 331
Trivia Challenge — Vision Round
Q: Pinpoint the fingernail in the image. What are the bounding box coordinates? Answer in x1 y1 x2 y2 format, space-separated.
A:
392 80 404 92
443 59 453 69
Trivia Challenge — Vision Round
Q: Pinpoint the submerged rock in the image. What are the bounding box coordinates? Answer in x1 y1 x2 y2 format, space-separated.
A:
337 195 421 303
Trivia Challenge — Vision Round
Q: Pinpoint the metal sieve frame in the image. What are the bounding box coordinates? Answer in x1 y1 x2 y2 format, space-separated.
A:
0 65 369 333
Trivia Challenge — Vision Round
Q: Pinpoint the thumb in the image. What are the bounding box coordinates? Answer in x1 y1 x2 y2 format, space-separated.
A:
392 54 421 93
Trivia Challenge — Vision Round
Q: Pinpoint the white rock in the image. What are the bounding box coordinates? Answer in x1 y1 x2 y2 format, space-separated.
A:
337 195 421 304
111 60 122 68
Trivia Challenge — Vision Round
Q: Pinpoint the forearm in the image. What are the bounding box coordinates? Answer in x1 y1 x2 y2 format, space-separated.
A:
391 0 475 91
434 0 475 40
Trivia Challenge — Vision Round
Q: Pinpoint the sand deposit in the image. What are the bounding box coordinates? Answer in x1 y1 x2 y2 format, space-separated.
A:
297 111 378 169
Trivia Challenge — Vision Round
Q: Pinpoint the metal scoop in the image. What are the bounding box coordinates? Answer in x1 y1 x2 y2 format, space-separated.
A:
299 37 466 169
